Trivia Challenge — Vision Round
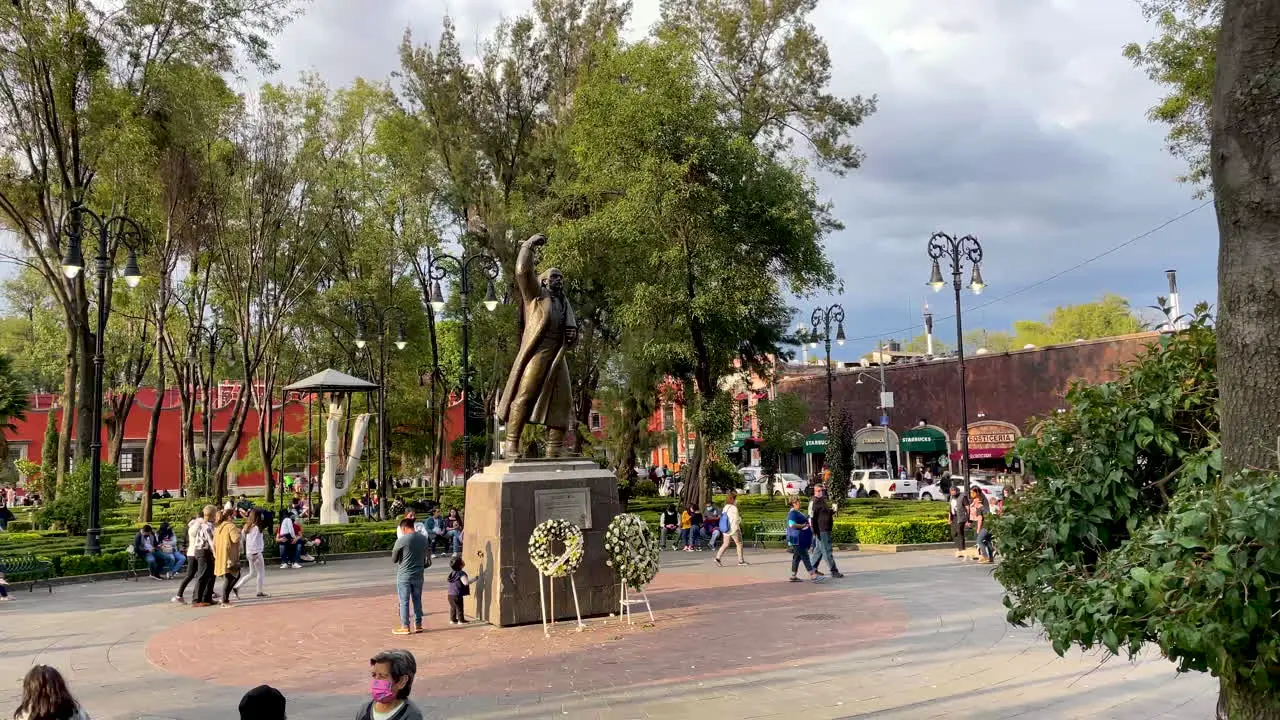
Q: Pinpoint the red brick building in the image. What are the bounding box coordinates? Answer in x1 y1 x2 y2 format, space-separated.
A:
777 332 1161 476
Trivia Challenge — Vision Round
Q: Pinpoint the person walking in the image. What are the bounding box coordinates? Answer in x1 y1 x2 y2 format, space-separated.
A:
969 487 994 563
807 483 843 578
714 492 747 566
191 505 218 606
785 497 822 583
446 556 471 625
235 509 268 598
14 665 91 720
391 517 430 635
948 485 968 559
173 512 205 603
213 508 243 607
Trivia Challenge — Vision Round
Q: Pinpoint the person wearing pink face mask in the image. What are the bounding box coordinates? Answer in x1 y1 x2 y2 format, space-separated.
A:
357 649 424 720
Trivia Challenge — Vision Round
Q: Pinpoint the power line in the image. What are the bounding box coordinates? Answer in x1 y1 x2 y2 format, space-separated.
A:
838 199 1214 344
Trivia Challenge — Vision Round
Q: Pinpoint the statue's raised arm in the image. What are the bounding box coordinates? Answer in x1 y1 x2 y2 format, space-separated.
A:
514 233 547 304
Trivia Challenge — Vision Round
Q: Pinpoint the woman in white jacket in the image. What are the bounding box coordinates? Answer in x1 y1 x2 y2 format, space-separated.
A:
235 509 268 598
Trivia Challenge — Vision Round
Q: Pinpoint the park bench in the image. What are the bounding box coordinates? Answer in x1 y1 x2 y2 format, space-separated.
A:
751 520 788 549
0 553 52 592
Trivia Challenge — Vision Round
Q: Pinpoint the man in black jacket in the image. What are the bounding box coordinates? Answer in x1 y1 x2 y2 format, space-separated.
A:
807 484 843 578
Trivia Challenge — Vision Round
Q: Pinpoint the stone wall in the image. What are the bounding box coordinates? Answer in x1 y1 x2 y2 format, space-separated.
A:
780 332 1162 441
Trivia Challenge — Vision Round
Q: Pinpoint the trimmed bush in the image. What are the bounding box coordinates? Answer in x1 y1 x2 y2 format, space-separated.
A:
831 520 950 545
4 520 34 532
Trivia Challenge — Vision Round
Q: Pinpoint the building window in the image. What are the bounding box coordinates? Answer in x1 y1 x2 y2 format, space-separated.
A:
3 444 27 484
589 411 602 431
662 404 675 431
118 447 144 477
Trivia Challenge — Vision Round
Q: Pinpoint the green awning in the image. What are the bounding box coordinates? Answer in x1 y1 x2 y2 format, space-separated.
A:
901 426 948 453
803 432 828 454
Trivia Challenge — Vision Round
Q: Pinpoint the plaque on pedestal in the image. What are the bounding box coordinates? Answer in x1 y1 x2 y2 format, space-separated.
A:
461 457 621 627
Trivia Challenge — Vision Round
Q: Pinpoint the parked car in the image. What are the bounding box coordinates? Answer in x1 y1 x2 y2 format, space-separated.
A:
771 472 809 497
916 482 943 501
847 469 918 499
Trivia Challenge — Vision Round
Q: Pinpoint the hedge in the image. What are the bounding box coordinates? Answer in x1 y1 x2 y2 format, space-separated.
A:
830 519 951 545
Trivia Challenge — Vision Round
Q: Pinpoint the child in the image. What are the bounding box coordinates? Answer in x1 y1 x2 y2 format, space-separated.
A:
447 556 470 625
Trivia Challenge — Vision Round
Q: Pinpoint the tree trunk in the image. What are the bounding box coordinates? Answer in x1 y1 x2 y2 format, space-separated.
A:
1211 1 1280 717
1217 675 1280 720
1213 0 1280 476
75 324 95 465
106 393 136 466
56 329 77 490
141 345 165 523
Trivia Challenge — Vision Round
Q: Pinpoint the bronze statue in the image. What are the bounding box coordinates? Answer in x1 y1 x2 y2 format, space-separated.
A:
497 233 578 458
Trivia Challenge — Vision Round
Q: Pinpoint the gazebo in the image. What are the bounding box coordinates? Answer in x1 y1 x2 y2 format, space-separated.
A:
281 369 379 524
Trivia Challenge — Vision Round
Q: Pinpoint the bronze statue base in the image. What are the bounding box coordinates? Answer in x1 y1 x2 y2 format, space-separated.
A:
461 457 622 627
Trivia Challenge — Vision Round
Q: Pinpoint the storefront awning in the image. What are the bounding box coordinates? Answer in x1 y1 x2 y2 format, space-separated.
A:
854 427 899 454
803 432 828 454
901 426 948 454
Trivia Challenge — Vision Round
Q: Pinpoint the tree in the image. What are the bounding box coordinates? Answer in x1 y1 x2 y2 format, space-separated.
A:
1123 0 1221 192
0 353 30 481
658 0 877 174
1209 0 1280 712
993 314 1235 714
756 393 808 480
900 332 950 355
825 406 854 501
1011 294 1144 347
0 0 300 487
963 329 1015 353
552 40 837 508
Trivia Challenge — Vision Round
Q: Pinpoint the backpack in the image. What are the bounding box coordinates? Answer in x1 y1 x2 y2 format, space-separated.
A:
718 512 730 533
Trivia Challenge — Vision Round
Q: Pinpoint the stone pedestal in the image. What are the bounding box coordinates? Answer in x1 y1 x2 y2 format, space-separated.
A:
462 457 622 627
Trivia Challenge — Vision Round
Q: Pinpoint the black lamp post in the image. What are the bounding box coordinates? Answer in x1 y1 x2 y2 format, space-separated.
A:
806 304 845 419
427 252 500 482
926 232 986 493
191 323 236 501
59 203 145 555
354 305 408 520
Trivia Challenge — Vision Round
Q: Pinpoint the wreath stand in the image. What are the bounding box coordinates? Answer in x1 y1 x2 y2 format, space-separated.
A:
532 522 587 637
619 584 654 625
537 572 586 637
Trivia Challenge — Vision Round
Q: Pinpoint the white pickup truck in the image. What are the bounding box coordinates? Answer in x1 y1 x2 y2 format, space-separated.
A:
847 469 918 499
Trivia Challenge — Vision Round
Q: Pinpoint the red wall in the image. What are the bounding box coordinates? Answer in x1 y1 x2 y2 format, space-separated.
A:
6 387 309 492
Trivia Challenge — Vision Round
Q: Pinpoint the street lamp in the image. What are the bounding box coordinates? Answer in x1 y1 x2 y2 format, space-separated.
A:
428 251 501 481
190 323 236 500
58 203 145 555
926 232 986 493
353 305 408 520
807 304 845 420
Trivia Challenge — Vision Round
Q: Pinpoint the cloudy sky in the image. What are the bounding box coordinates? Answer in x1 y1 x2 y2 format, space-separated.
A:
244 0 1217 360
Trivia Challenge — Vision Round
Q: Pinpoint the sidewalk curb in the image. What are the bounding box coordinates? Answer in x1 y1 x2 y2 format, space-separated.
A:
4 550 390 592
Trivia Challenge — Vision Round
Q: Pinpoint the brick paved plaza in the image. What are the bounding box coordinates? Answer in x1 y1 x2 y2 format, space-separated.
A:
0 549 1216 719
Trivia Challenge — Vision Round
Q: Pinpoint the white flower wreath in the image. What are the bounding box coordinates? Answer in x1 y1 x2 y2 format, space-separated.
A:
528 518 585 578
604 513 660 590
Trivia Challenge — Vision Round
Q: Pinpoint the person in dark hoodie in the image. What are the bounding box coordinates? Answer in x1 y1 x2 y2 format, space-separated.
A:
358 649 424 720
806 483 844 578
